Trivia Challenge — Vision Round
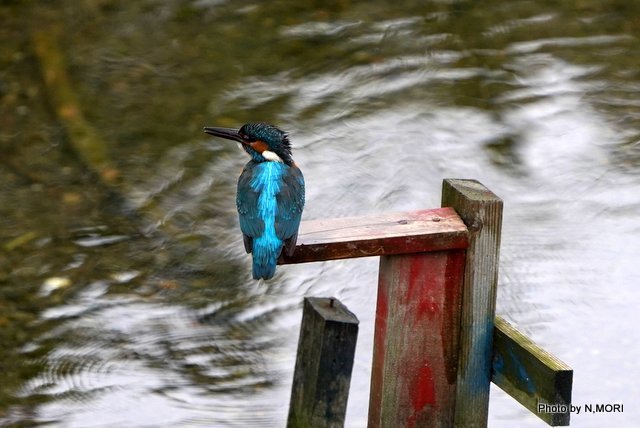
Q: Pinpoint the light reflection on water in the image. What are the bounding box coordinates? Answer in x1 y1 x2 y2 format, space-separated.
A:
1 1 639 427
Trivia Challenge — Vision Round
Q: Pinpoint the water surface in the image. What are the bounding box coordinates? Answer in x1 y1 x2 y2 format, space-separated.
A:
1 1 639 426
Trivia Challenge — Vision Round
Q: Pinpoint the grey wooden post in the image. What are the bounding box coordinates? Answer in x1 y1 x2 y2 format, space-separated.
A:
287 297 359 428
441 179 503 427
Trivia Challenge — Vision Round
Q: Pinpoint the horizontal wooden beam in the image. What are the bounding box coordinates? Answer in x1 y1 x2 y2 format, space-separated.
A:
280 207 468 264
492 316 573 426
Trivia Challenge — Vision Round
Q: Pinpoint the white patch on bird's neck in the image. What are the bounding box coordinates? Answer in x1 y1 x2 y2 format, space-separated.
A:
262 150 284 163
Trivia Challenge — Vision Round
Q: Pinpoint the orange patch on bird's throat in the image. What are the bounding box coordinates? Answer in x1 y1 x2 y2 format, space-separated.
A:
250 140 268 153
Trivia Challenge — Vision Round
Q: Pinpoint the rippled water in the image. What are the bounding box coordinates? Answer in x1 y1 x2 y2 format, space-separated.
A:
1 1 639 427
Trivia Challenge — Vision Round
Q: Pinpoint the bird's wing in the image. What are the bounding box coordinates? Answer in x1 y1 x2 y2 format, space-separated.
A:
275 164 305 256
236 163 263 254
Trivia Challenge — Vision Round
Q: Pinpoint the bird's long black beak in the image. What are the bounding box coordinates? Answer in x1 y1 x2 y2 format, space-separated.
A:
203 126 245 143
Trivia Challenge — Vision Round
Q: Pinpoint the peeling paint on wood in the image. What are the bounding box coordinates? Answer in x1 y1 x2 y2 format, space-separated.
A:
368 250 466 428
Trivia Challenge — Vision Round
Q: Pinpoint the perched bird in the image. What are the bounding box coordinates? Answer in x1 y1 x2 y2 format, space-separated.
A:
204 122 305 280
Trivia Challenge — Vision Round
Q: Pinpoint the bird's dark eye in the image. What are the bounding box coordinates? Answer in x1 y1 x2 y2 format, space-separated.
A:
240 133 255 142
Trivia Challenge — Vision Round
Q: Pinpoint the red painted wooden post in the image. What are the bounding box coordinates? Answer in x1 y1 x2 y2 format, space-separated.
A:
368 250 466 427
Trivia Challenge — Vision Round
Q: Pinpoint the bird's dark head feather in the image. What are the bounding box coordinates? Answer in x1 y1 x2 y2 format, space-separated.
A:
204 122 294 165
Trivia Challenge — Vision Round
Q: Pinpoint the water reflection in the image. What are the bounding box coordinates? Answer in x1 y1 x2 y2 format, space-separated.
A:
1 0 639 426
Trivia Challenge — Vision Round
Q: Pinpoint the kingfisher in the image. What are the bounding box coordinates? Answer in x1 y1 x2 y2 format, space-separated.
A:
204 122 305 280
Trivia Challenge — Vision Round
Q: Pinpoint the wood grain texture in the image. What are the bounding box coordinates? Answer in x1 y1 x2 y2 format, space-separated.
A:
492 316 573 427
280 207 468 264
368 250 466 428
441 179 503 428
288 297 359 428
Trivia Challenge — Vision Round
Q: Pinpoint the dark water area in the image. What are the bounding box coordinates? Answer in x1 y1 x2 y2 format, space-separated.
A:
1 1 639 426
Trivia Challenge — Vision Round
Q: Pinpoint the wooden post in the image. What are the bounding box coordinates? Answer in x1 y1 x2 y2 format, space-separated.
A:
492 316 573 426
281 181 572 428
441 179 503 427
368 250 466 427
288 297 359 428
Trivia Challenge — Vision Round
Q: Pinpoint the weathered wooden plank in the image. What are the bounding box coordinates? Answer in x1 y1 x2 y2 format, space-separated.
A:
368 250 466 428
280 207 468 264
441 179 503 428
492 316 573 427
288 297 359 428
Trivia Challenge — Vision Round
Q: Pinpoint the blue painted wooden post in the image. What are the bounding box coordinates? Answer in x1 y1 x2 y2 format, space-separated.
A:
441 179 503 427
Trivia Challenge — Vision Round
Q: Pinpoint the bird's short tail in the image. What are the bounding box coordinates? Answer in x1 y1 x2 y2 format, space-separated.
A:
251 236 282 280
252 258 277 280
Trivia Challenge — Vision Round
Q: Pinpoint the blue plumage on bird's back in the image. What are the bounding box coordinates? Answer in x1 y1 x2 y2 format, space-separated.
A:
250 161 285 279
